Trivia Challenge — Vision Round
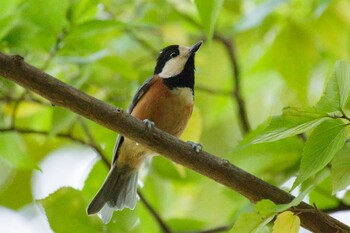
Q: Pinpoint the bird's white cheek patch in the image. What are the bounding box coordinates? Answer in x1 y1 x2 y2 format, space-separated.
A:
159 56 187 78
159 46 190 79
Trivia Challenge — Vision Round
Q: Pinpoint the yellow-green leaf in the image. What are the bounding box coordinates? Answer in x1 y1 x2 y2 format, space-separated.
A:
251 107 327 144
316 61 350 113
272 211 300 233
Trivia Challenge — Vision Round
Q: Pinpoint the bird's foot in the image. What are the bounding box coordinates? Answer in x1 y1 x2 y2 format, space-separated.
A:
143 119 155 130
187 141 203 153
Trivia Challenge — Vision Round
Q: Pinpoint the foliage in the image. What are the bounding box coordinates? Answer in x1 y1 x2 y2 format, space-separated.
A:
1 0 350 232
272 211 300 233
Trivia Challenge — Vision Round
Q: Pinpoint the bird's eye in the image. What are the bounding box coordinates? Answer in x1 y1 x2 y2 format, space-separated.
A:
170 52 177 58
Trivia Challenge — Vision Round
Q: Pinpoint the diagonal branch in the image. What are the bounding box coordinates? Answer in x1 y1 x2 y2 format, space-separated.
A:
0 52 349 233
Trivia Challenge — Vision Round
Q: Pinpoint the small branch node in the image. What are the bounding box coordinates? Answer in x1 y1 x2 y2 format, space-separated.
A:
221 159 230 168
115 108 123 114
11 55 24 64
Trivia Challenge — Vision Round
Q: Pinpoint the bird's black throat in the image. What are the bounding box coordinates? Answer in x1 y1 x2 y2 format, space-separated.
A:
162 55 195 94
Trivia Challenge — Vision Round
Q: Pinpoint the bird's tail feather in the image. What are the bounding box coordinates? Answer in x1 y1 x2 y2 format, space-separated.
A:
86 165 138 223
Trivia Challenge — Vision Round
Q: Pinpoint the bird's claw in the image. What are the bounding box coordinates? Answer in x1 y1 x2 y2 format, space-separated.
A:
143 119 155 129
187 141 203 153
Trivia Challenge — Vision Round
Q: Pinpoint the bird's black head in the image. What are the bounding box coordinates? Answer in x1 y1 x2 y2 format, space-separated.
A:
154 41 202 90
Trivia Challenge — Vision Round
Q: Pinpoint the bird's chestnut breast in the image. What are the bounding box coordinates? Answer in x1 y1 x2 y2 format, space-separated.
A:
131 78 193 137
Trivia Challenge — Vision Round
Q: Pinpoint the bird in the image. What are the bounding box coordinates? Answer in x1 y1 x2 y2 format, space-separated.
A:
86 41 203 223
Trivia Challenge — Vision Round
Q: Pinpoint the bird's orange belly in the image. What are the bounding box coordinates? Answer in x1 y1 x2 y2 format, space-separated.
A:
131 84 193 137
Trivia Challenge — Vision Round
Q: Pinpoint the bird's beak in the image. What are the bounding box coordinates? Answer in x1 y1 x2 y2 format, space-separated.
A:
189 41 203 55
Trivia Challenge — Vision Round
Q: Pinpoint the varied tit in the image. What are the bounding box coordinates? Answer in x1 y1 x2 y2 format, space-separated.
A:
87 41 203 223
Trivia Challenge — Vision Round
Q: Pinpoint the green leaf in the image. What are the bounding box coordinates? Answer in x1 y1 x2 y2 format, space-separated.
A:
272 211 300 233
50 108 77 136
194 0 224 40
293 119 347 189
343 190 350 205
0 15 17 41
153 157 186 181
39 187 102 233
22 0 69 35
331 144 350 192
251 107 327 144
275 168 329 212
0 158 12 189
67 0 99 25
0 169 33 209
230 211 265 233
230 200 277 233
255 199 277 217
234 137 302 184
0 133 37 169
316 61 350 113
40 187 139 233
309 177 339 210
82 160 108 200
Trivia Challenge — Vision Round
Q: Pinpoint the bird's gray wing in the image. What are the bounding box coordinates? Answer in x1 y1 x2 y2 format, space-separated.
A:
111 76 156 165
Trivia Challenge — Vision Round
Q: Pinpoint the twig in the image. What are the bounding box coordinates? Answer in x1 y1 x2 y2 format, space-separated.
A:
1 52 349 232
213 34 250 134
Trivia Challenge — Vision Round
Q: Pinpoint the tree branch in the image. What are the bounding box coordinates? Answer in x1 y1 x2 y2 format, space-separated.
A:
0 52 349 232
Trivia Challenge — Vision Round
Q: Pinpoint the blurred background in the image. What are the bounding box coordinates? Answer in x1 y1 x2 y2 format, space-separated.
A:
1 0 350 232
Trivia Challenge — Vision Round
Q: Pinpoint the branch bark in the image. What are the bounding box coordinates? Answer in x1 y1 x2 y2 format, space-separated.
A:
0 52 349 233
